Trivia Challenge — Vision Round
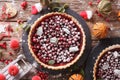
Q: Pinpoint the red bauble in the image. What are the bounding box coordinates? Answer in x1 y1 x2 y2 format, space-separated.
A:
8 65 19 76
10 39 20 50
0 74 6 80
32 75 41 80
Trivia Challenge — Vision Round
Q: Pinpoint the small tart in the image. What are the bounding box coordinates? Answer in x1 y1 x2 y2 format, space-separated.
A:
93 44 120 80
28 12 86 70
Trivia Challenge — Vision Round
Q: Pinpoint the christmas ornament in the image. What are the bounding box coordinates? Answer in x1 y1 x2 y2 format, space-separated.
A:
31 3 42 15
0 74 6 80
97 0 112 16
8 65 19 76
92 22 108 39
1 3 17 19
69 74 84 80
32 75 41 80
20 1 28 10
10 39 20 50
79 10 93 20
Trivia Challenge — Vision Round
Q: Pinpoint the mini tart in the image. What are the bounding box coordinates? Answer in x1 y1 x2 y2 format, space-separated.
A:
93 44 120 80
28 12 86 70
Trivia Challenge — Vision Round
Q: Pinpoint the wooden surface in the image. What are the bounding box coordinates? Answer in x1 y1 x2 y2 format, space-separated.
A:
0 0 120 42
0 0 120 80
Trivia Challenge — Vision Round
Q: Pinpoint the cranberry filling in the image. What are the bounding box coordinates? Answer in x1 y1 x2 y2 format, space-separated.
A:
30 14 83 66
96 48 120 79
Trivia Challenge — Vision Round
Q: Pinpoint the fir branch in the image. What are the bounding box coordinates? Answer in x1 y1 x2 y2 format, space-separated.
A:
80 68 84 77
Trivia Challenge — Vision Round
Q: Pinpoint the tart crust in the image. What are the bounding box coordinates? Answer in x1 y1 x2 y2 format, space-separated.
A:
28 12 86 70
93 44 120 80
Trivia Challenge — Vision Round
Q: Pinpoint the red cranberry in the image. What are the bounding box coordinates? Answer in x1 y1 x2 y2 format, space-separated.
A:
56 27 60 31
5 60 9 64
95 10 99 14
37 72 48 80
97 13 103 17
39 56 42 59
37 53 41 56
49 43 53 47
40 47 45 50
32 38 37 43
9 52 13 56
54 47 57 50
33 45 37 49
51 33 55 37
88 1 93 6
34 34 38 38
31 46 34 49
36 45 40 49
59 37 64 41
46 39 49 43
41 59 46 63
33 49 37 52
58 42 61 45
51 48 55 51
68 41 72 45
44 32 47 35
74 38 77 41
63 42 66 45
65 44 69 48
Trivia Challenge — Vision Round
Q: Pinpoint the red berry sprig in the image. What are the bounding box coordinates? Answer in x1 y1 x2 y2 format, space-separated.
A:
37 71 48 80
0 58 13 64
21 1 28 10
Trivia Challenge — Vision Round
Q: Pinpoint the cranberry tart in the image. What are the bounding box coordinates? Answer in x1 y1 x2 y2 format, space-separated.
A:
93 44 120 80
28 12 86 70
